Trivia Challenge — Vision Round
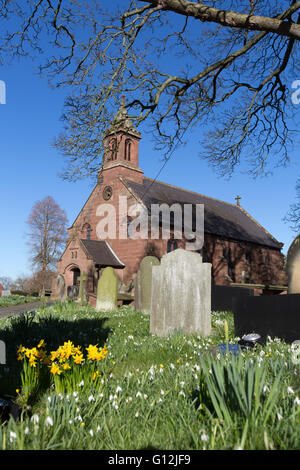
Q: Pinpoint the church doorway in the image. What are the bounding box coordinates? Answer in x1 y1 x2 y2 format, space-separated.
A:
72 267 81 286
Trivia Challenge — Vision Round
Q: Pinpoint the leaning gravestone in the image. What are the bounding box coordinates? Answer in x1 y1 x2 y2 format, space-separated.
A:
134 256 160 314
150 249 211 337
96 267 119 312
286 234 300 293
56 275 66 300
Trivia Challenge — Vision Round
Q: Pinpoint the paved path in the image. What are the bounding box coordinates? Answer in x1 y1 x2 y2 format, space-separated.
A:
0 300 54 320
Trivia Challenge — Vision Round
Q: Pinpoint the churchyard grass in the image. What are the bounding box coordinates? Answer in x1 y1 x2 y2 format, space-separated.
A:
0 295 41 308
0 302 299 450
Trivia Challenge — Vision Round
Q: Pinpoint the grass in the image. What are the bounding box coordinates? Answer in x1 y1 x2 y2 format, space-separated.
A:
0 302 299 450
0 295 41 308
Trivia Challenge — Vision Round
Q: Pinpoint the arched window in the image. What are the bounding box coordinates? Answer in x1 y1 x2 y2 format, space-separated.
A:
167 238 178 253
82 223 91 240
125 139 131 161
111 138 117 160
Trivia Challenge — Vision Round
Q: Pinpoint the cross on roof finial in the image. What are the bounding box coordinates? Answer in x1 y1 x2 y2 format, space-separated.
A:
235 195 242 206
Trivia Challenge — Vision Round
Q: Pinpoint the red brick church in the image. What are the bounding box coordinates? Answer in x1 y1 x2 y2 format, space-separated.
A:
54 100 287 302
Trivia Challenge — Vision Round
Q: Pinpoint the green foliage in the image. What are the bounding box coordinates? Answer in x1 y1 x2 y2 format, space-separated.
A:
0 303 299 450
0 295 41 308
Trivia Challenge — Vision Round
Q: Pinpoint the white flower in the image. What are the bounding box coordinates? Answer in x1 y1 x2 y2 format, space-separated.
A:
160 390 165 395
294 396 300 406
45 416 53 427
179 391 186 397
135 412 139 418
24 427 29 435
143 394 148 400
9 431 17 442
201 433 209 442
78 380 84 387
277 413 283 421
89 429 94 437
180 381 185 387
73 392 78 397
116 386 122 393
96 425 101 432
31 414 39 424
136 391 142 398
88 395 95 402
287 387 295 395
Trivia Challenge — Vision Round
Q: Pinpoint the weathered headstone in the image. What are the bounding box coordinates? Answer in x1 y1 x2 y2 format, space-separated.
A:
150 249 211 337
96 267 119 312
0 284 2 298
78 271 88 305
56 275 66 300
286 234 300 293
134 256 160 314
67 285 79 299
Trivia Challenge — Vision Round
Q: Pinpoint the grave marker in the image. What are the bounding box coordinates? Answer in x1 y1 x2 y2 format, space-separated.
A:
150 249 211 337
78 271 88 305
286 234 300 293
134 256 160 314
56 275 66 300
96 267 119 312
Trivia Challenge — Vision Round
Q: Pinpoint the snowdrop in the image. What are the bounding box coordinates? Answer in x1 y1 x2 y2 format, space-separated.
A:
45 416 54 427
31 414 39 424
9 431 17 442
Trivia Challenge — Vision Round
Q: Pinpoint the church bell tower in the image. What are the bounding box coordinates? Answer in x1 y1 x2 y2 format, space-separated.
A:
102 97 141 170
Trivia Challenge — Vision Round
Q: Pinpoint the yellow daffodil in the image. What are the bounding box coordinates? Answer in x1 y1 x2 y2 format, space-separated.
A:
37 339 46 349
50 363 62 375
73 354 84 365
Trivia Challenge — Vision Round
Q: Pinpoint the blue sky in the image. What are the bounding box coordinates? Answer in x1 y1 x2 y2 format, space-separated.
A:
0 27 300 280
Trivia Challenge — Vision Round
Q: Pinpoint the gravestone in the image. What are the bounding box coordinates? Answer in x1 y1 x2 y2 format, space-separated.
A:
211 285 254 312
56 275 66 300
96 267 119 312
67 285 79 299
150 249 211 337
78 271 88 305
134 256 160 314
0 284 2 297
286 234 300 293
233 295 300 343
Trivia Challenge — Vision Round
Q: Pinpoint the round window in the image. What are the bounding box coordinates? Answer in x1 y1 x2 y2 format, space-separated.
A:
103 186 113 200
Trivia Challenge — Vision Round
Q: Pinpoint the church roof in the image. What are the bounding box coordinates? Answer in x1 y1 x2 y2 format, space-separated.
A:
81 240 125 269
123 177 282 250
